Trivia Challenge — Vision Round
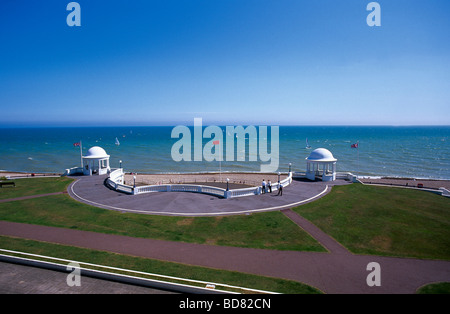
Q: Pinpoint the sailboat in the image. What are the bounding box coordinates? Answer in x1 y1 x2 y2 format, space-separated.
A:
305 138 311 149
115 137 120 146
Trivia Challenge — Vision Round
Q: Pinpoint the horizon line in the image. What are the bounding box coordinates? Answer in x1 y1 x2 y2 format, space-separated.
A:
1 123 449 128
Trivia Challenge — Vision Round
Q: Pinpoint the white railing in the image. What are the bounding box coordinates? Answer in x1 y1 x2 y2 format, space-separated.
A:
294 171 357 182
135 184 227 198
335 172 358 182
136 185 171 193
229 186 260 198
106 168 133 194
63 166 83 176
228 172 292 198
195 185 227 198
439 188 450 198
109 168 124 184
280 172 293 186
115 184 133 194
107 171 293 199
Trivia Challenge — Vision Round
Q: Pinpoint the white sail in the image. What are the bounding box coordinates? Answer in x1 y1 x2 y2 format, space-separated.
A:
306 138 311 149
115 137 120 146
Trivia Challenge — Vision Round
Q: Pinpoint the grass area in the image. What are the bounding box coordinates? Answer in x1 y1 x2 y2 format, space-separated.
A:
0 176 324 251
293 183 450 260
416 282 450 294
0 176 325 293
0 177 73 200
2 176 450 296
0 236 322 294
0 193 325 252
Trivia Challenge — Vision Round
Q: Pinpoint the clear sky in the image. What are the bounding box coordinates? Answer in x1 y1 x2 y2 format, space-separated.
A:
1 0 449 126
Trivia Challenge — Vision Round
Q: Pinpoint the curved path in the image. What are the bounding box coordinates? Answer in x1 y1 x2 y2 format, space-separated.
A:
1 219 449 294
67 174 350 216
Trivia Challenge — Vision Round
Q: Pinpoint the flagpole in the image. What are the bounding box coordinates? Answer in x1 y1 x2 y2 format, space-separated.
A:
220 129 223 183
80 140 82 168
357 140 359 178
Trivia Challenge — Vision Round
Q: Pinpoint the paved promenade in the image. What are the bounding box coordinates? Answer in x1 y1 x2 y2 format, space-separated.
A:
1 217 449 294
67 175 349 216
0 261 174 294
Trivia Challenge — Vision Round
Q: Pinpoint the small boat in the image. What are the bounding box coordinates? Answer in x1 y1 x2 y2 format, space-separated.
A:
305 138 311 149
115 137 120 146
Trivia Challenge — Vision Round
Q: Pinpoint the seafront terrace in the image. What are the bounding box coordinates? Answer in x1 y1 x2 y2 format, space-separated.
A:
106 168 293 198
68 170 351 216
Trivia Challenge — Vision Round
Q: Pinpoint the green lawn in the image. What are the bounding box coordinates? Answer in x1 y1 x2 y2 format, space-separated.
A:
416 282 450 294
293 183 450 260
0 176 324 251
0 236 322 294
0 176 325 293
0 193 325 252
1 177 450 293
1 177 449 259
0 177 73 200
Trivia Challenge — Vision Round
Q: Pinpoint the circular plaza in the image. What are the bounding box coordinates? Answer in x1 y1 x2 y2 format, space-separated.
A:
67 172 351 216
66 146 353 216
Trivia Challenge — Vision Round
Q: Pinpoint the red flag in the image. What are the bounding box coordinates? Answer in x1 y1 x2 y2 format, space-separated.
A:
351 143 358 148
213 140 220 145
73 142 80 147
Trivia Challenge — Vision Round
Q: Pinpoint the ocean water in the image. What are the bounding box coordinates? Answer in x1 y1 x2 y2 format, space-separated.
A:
0 126 449 179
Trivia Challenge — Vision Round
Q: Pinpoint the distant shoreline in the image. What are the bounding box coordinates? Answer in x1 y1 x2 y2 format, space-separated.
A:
0 171 61 178
2 170 450 190
1 125 447 180
2 169 450 181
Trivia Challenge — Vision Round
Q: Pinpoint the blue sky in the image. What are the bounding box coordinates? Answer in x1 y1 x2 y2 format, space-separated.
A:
1 0 449 126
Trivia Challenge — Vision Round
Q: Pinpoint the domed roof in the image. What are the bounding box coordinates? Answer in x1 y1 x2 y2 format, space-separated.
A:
306 148 337 162
83 146 110 159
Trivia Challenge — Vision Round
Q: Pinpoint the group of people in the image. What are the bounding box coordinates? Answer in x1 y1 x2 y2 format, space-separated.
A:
261 179 283 196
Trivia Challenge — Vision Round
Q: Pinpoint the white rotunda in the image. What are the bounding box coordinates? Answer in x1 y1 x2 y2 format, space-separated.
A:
82 146 111 176
305 148 337 182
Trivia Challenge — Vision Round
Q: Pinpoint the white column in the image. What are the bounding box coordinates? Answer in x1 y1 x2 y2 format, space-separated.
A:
333 162 336 180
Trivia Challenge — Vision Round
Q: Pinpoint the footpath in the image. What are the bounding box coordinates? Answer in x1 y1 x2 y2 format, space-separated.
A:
1 211 449 293
0 192 66 204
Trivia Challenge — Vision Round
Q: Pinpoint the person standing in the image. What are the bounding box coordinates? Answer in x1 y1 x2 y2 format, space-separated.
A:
268 180 272 193
277 183 283 196
262 179 266 194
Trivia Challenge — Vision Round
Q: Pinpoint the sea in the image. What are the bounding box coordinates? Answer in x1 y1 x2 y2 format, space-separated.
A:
0 126 449 180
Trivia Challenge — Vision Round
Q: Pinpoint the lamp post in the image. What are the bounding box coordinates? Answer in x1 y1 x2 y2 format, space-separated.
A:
289 162 292 173
119 160 122 169
226 178 229 191
133 175 136 188
278 172 281 184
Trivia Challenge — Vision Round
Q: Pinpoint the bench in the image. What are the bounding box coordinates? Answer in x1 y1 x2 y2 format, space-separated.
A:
0 181 15 188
